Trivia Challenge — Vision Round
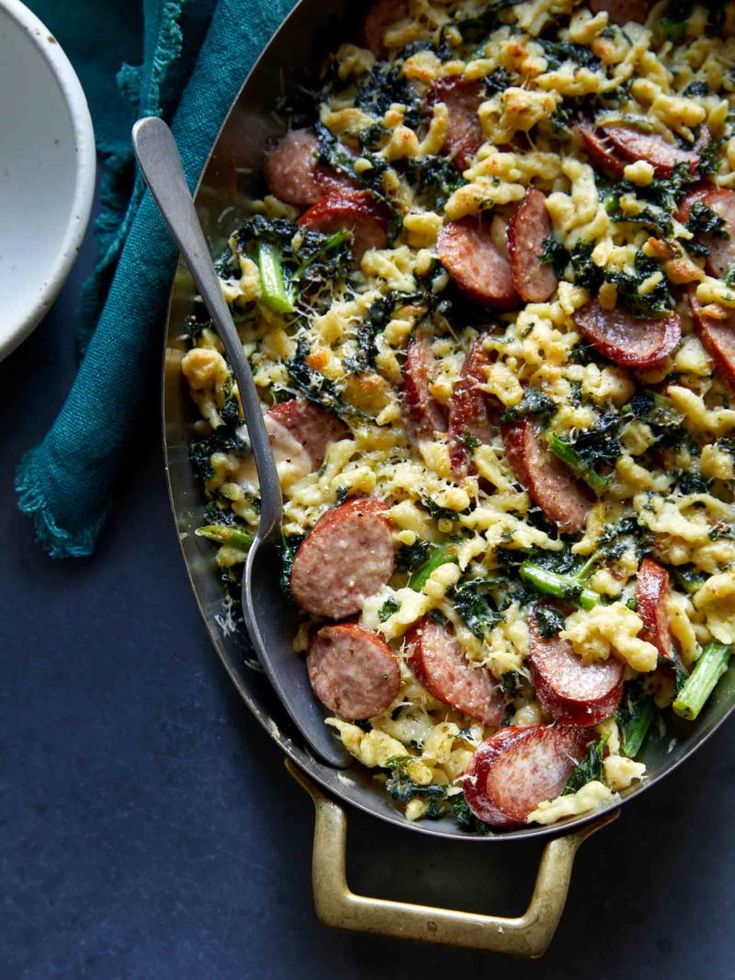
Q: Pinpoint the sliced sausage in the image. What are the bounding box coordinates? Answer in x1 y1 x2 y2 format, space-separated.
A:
529 604 624 726
448 340 494 479
577 122 625 179
679 187 735 279
464 724 595 828
588 0 654 24
307 623 400 719
299 189 389 261
573 300 681 369
406 617 505 727
636 557 676 663
438 219 518 308
508 189 558 303
264 129 323 207
688 289 735 390
502 418 593 535
266 399 349 469
403 336 448 440
600 125 701 178
428 76 485 173
363 0 407 59
290 498 395 618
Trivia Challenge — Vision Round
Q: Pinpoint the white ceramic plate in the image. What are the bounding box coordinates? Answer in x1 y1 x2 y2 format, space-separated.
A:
0 0 95 360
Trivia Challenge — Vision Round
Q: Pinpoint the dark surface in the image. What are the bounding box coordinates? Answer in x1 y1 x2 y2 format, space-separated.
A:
2 222 734 980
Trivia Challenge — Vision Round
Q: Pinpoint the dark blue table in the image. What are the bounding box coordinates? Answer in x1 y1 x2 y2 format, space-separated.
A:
2 214 734 979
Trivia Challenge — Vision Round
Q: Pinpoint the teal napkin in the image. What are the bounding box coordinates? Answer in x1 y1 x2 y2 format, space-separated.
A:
16 0 296 557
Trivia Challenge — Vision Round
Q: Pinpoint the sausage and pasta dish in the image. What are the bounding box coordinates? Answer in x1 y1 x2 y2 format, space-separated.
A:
180 0 735 831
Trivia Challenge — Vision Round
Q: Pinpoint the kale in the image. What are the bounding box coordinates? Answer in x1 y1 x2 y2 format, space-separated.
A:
537 40 601 71
345 294 394 374
451 579 499 638
279 532 306 596
421 497 469 522
401 155 467 209
189 429 249 483
355 64 421 130
598 515 651 560
569 241 605 292
686 200 730 239
501 670 524 698
385 757 447 818
448 0 521 46
626 390 682 428
563 737 606 795
674 565 707 594
540 234 569 277
234 214 295 252
606 252 675 318
683 80 711 97
358 122 388 153
600 180 674 238
699 136 724 177
450 792 490 833
181 314 211 344
566 412 623 470
709 521 735 541
484 68 514 95
379 597 401 622
500 387 556 424
533 605 565 638
284 338 359 417
396 540 432 573
676 471 712 495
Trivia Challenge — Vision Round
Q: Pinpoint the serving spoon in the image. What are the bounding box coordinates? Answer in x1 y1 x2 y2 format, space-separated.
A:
133 116 350 768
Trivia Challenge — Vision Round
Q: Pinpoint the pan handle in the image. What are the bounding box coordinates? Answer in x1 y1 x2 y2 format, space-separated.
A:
286 759 618 956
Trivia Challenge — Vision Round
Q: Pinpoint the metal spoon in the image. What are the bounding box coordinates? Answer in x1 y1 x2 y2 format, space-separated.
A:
133 116 349 768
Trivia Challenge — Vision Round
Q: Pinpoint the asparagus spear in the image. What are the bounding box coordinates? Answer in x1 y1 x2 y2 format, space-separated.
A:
519 553 601 610
195 525 254 549
672 641 732 720
546 432 606 496
409 545 458 591
257 243 295 313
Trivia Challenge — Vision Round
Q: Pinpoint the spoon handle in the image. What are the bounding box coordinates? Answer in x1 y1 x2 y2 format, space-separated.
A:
132 116 282 540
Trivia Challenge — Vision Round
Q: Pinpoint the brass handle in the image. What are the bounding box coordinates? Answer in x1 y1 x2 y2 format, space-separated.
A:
286 759 618 956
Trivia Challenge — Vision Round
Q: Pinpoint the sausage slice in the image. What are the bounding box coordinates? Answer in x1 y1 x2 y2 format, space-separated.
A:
600 125 701 178
308 623 400 719
588 0 654 24
428 76 485 173
363 0 407 59
529 604 624 726
507 189 558 303
438 219 518 308
502 418 593 534
403 336 448 440
299 189 389 260
679 187 735 279
290 498 395 618
448 340 494 479
464 724 595 828
577 122 625 179
406 617 505 727
637 557 678 663
573 300 681 369
266 399 348 470
264 129 323 207
688 289 735 390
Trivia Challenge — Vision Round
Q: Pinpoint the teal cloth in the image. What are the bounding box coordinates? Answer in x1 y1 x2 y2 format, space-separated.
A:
16 0 296 557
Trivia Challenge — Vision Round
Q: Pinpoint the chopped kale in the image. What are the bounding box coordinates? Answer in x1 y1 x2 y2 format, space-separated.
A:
683 81 711 97
501 670 524 698
676 471 712 495
450 792 490 833
448 0 521 46
569 241 604 292
451 579 500 638
538 40 601 71
189 429 249 483
285 337 357 417
484 67 513 95
563 737 606 795
379 597 401 622
565 412 623 472
686 200 730 239
674 565 707 594
500 387 556 424
385 757 447 818
279 532 306 597
533 604 565 638
606 252 675 319
401 155 467 209
540 234 569 277
616 680 656 758
698 136 724 177
396 539 432 572
356 64 422 129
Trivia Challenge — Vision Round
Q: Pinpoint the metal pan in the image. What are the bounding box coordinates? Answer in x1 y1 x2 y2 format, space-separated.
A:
162 0 735 953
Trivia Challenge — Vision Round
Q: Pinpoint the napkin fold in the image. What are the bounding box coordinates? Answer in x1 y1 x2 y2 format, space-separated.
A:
17 0 296 557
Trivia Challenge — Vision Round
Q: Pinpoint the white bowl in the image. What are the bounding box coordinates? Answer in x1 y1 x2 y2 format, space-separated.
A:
0 0 95 359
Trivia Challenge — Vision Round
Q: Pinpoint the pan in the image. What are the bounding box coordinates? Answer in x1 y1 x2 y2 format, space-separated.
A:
162 0 735 955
